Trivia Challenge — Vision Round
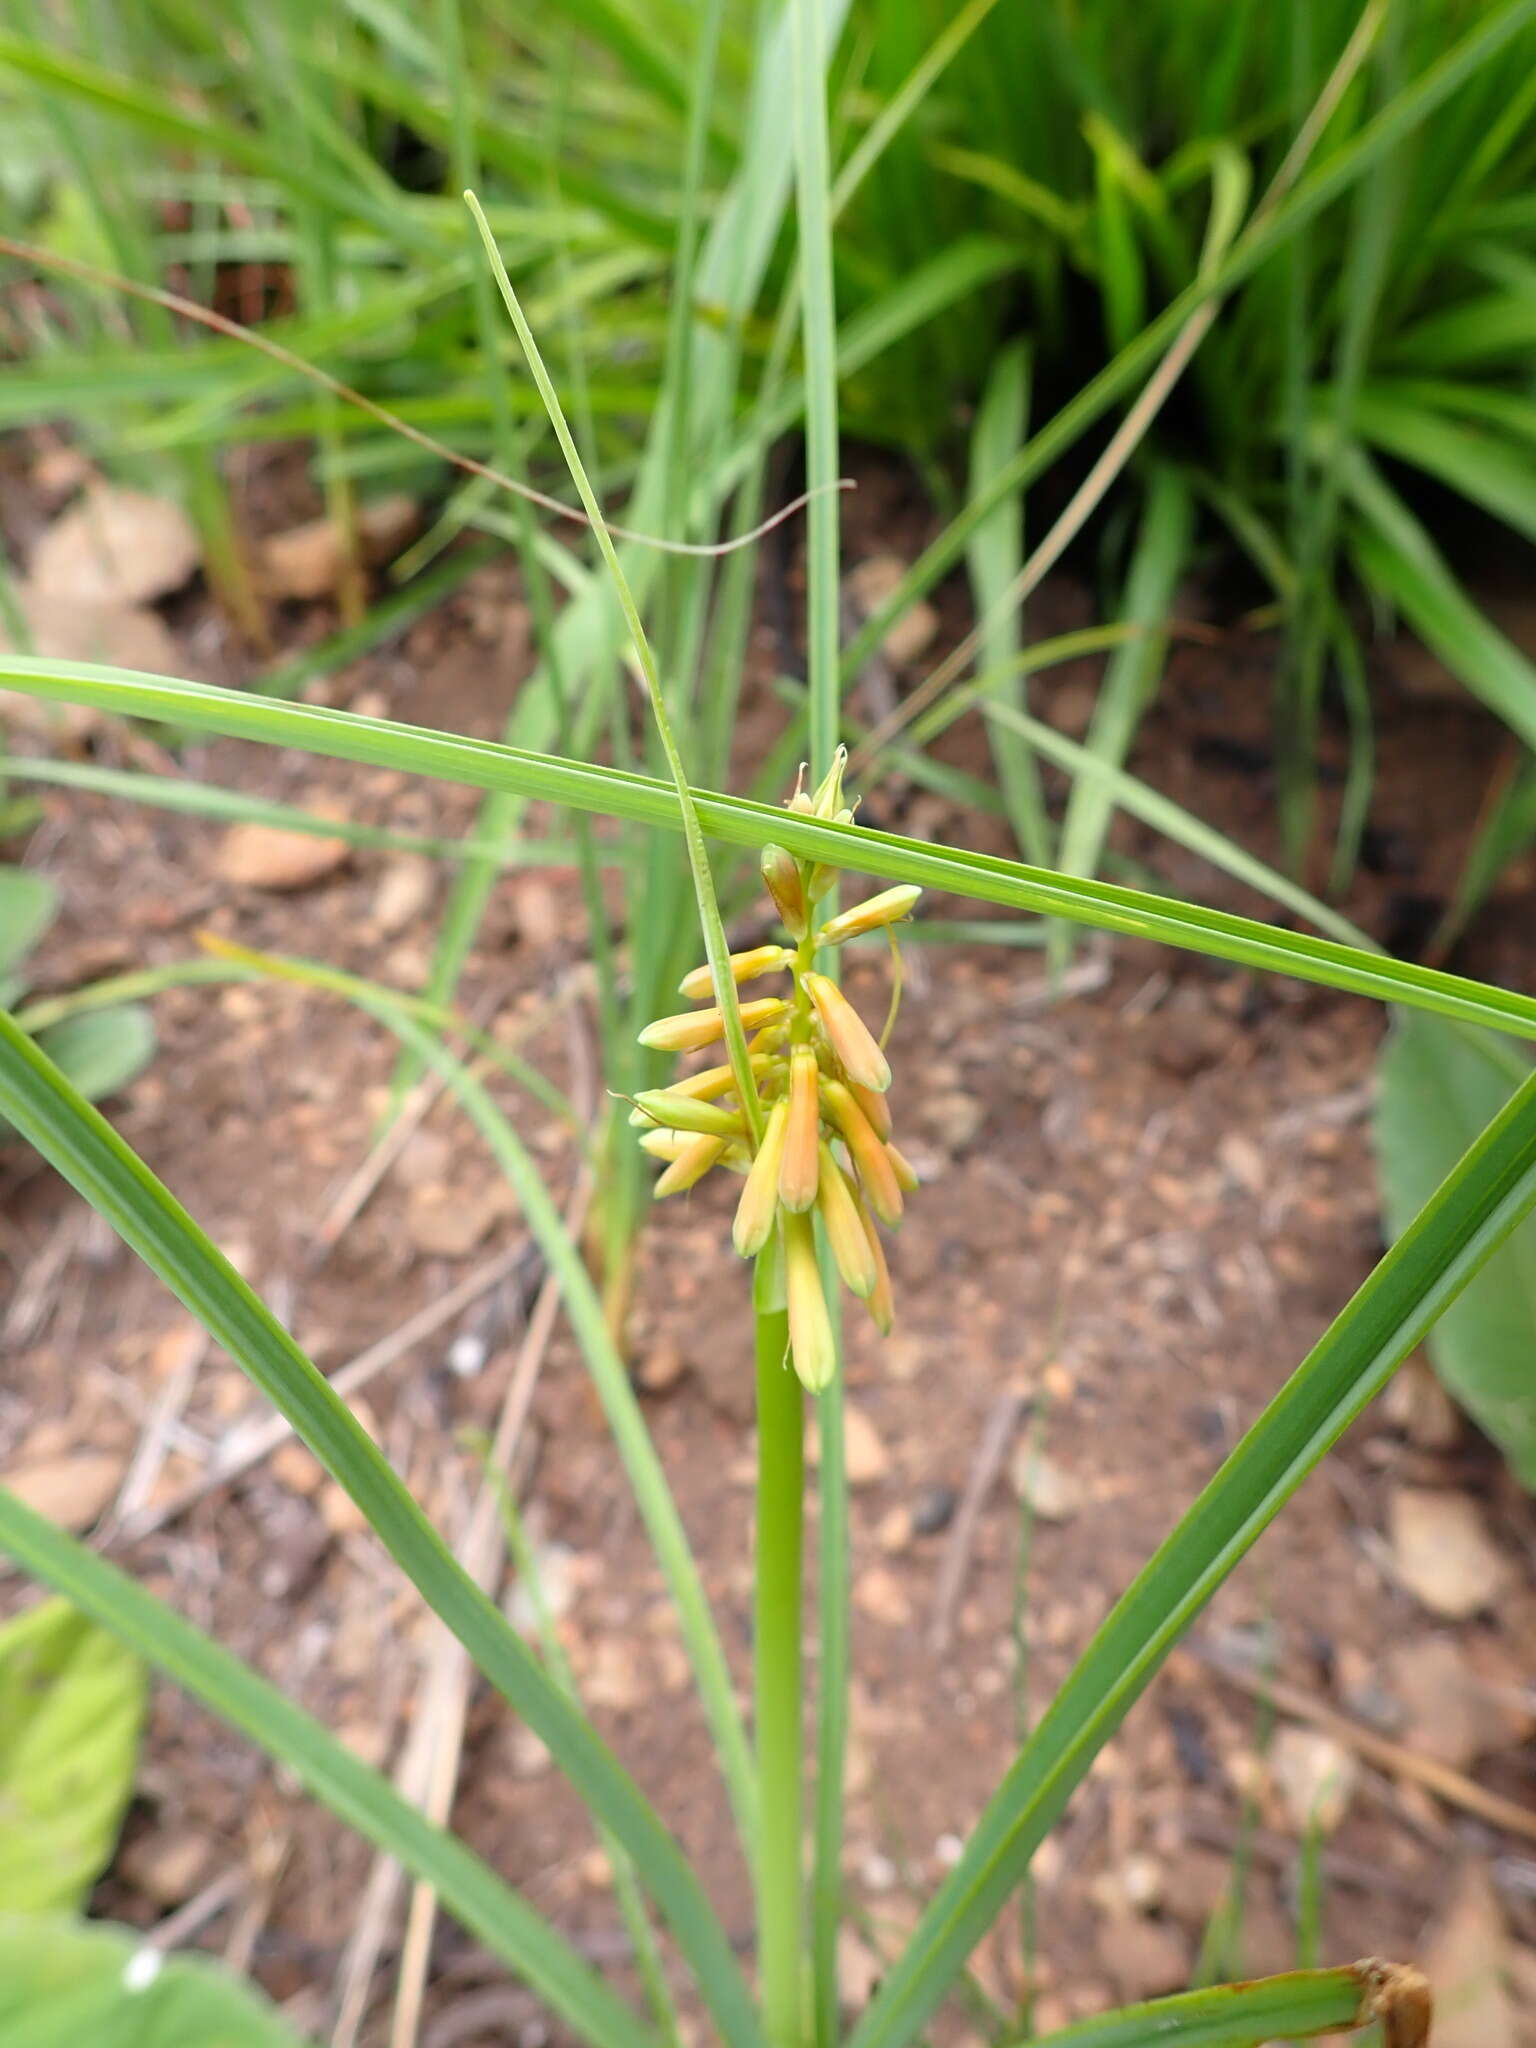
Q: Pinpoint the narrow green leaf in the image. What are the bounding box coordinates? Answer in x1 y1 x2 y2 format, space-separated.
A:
5 658 1536 1044
0 1498 644 2048
0 1600 145 1915
0 1010 760 2048
33 1006 156 1110
852 1060 1536 2048
1010 1965 1371 2048
0 1913 301 2048
1376 1014 1536 1485
0 866 56 978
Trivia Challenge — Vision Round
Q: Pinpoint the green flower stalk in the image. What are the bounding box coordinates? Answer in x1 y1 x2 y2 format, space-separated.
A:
634 757 920 1389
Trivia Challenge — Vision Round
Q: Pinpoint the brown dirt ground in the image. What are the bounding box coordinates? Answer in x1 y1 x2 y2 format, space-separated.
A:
3 454 1536 2045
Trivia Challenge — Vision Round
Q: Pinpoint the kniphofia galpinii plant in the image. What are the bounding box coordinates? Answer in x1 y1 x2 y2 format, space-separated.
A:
634 751 919 1389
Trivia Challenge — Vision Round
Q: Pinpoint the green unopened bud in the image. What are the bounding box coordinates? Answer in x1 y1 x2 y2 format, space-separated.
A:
760 844 808 939
733 1098 789 1258
633 1090 745 1139
638 996 787 1053
809 745 849 820
627 1056 768 1126
678 945 790 1002
816 1142 877 1298
804 973 891 1093
818 886 921 947
784 1210 837 1392
778 1047 822 1214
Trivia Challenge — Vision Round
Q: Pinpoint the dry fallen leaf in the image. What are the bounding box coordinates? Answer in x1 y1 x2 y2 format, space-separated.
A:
29 482 200 607
214 821 351 891
260 494 419 601
1386 1633 1529 1772
1388 1486 1513 1619
1 1451 124 1532
1269 1725 1358 1836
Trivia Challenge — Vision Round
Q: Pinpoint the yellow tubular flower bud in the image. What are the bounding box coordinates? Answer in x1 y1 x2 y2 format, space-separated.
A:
678 945 790 1002
733 1099 790 1258
653 1132 727 1197
626 1056 768 1126
784 1210 837 1392
778 1047 822 1214
820 1078 904 1227
632 1090 745 1138
804 973 891 1093
638 996 787 1053
760 843 810 939
816 1143 877 1298
639 1128 693 1162
852 1182 895 1335
817 885 921 947
850 1079 892 1141
885 1141 920 1193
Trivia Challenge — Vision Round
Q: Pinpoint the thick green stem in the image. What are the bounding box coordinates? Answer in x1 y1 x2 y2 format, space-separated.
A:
754 1287 805 2048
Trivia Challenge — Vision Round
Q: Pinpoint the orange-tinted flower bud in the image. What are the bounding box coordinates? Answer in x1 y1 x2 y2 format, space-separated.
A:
638 996 787 1053
820 1078 903 1226
653 1132 727 1197
885 1141 919 1193
804 973 891 1093
817 1143 877 1298
778 1047 822 1214
851 1180 894 1335
849 1079 892 1141
733 1098 789 1258
632 1090 745 1138
760 844 808 938
784 1210 837 1392
678 945 790 1002
817 885 921 946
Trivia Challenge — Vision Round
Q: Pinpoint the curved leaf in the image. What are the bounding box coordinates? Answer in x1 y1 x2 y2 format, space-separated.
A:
0 866 56 978
0 1600 144 1914
35 1006 156 1108
3 658 1536 1043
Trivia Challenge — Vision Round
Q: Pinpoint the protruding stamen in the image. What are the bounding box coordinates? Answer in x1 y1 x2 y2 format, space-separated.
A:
778 1047 822 1214
818 885 921 947
817 1143 877 1298
678 945 790 1002
804 973 891 1093
638 996 787 1053
733 1099 789 1258
820 1078 904 1226
784 1210 837 1392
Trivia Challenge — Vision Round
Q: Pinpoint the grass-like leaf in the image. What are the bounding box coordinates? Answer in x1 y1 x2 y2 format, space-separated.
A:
851 1057 1536 2048
1010 1964 1380 2047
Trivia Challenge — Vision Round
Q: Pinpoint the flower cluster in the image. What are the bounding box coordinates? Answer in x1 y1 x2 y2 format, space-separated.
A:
632 753 919 1392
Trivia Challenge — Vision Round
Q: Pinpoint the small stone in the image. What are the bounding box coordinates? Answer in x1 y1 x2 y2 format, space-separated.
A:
1388 1487 1513 1619
634 1343 689 1396
120 1827 212 1906
510 1724 551 1778
261 494 419 600
910 1483 958 1537
844 555 939 667
875 1505 912 1554
810 1405 891 1487
2 1451 123 1531
1089 1855 1164 1916
1386 1634 1531 1771
216 821 350 891
507 1543 578 1634
1097 1908 1190 2002
579 1638 645 1715
1009 1448 1083 1523
859 1850 898 1892
336 1719 390 1770
319 1481 369 1537
1269 1726 1357 1835
406 1182 506 1260
855 1566 911 1627
371 855 435 936
837 1929 883 2011
30 483 199 606
1421 1863 1516 2048
578 1846 613 1891
1383 1357 1462 1451
271 1441 325 1496
919 1090 984 1155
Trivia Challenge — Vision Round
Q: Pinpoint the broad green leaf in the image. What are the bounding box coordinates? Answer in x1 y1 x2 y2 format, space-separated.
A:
1012 1965 1377 2047
0 1600 145 1914
0 1010 759 2048
35 1006 156 1108
1376 1014 1536 1486
0 1498 641 2048
4 656 1536 1044
850 1061 1536 2048
0 1913 301 2047
0 866 56 978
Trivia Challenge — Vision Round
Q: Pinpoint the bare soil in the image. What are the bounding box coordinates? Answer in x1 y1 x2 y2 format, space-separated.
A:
3 454 1535 2045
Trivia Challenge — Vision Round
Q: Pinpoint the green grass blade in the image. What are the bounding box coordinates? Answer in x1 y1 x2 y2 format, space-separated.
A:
0 1009 761 2048
0 1489 644 2048
851 1060 1536 2048
1008 1966 1375 2048
7 657 1536 1041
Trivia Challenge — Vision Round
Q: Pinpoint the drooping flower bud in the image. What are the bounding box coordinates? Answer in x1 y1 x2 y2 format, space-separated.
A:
804 973 891 1094
817 885 921 947
638 996 787 1053
639 1127 694 1162
820 1078 904 1226
632 1090 745 1139
816 1142 877 1298
733 1098 789 1258
778 1046 822 1214
759 844 808 939
784 1210 837 1392
850 1178 894 1335
885 1141 920 1193
627 1056 768 1126
678 945 790 1002
653 1132 728 1197
849 1079 892 1142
